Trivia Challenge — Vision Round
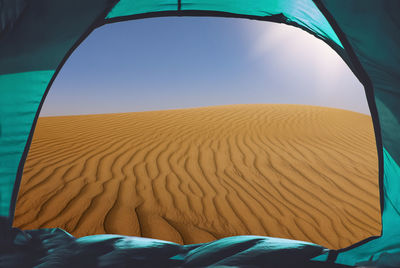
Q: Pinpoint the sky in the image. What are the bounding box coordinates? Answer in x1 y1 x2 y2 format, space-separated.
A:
40 17 369 116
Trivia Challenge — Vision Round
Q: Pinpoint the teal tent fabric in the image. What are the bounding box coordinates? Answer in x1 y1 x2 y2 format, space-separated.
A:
107 0 343 48
313 1 400 266
0 71 54 216
0 0 117 220
0 0 399 266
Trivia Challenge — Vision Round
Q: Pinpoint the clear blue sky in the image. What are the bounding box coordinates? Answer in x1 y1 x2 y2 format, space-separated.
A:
40 17 369 116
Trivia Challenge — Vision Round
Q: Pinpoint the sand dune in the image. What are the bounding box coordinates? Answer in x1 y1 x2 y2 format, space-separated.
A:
14 104 380 249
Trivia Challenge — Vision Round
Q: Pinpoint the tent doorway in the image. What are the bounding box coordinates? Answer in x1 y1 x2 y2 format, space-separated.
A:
14 17 379 251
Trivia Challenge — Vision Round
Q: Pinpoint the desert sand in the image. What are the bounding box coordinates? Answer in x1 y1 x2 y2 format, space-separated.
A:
14 104 380 249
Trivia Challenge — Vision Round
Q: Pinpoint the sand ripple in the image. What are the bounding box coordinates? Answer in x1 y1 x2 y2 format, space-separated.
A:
15 104 380 249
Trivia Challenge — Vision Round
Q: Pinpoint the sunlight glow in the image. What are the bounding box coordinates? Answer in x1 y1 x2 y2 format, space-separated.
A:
248 22 347 92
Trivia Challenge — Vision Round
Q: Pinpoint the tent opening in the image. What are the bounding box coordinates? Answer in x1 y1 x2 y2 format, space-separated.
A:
14 17 380 250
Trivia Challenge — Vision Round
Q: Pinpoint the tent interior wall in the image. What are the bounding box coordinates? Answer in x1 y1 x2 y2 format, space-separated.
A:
0 0 399 266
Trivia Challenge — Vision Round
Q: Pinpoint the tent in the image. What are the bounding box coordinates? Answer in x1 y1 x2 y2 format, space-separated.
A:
0 0 399 266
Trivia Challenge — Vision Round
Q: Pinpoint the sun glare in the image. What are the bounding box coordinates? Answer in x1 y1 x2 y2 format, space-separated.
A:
249 22 346 91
